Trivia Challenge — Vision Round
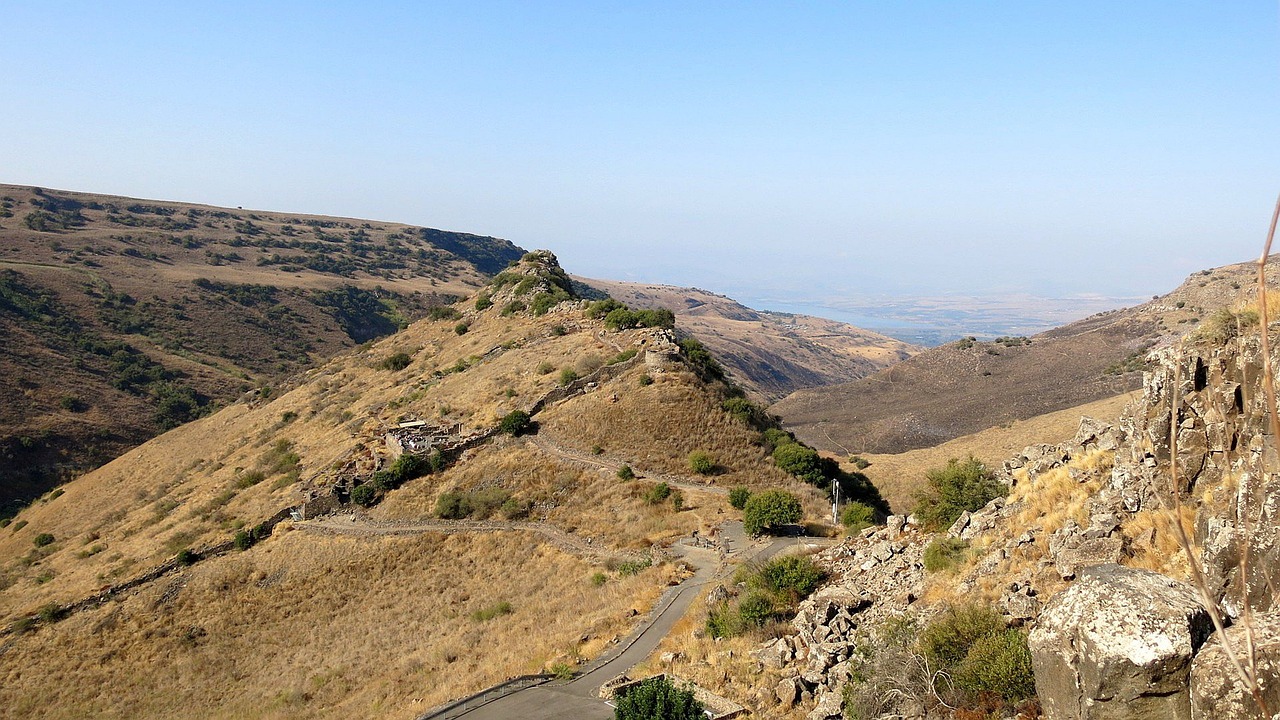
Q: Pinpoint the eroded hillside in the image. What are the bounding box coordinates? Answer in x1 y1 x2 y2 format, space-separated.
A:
774 260 1273 455
0 252 838 720
0 184 524 511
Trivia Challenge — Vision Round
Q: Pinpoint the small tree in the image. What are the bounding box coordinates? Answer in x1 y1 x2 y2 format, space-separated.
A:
617 464 635 480
498 410 532 436
743 490 802 536
351 484 377 507
729 486 751 510
613 676 705 720
913 456 1004 530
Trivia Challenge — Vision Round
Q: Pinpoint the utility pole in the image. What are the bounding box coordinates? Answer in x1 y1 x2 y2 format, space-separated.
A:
832 479 839 526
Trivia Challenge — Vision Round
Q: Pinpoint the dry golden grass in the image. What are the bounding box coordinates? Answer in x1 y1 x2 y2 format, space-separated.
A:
0 530 666 720
1122 506 1196 581
1008 449 1112 537
853 392 1136 513
0 283 785 719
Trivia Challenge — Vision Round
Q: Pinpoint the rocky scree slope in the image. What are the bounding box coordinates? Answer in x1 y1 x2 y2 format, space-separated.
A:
737 307 1280 719
0 184 524 513
773 260 1273 455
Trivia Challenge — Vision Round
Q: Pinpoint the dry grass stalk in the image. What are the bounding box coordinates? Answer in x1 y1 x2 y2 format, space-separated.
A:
1161 195 1280 719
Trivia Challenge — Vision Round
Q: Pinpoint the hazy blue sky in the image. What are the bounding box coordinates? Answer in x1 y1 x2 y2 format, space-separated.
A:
3 2 1278 317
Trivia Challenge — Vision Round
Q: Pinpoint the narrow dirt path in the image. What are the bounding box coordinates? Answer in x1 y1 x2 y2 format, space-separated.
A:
525 435 729 497
295 514 640 562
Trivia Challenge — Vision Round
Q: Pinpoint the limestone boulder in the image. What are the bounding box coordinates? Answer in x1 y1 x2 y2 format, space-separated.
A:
1029 564 1214 720
1190 612 1280 720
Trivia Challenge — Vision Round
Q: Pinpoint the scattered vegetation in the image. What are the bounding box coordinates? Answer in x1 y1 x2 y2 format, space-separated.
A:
469 601 514 622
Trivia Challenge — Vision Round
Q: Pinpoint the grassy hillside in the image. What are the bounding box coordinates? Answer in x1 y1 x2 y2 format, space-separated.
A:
582 278 918 402
0 253 838 719
0 184 524 513
773 259 1268 454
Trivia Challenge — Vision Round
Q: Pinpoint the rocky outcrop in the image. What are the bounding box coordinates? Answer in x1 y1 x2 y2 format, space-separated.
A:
1110 339 1280 617
754 522 929 719
1190 612 1280 720
1029 564 1214 720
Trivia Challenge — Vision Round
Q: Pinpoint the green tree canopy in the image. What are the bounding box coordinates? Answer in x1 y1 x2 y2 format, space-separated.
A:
614 677 705 720
743 489 802 536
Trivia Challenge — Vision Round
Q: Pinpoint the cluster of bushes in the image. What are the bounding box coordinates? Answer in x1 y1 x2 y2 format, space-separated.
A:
427 306 461 321
843 605 1035 718
707 554 826 638
912 456 1004 530
614 676 705 720
311 285 408 342
678 337 724 381
352 451 445 507
722 395 771 430
435 486 529 520
765 429 889 515
583 297 676 330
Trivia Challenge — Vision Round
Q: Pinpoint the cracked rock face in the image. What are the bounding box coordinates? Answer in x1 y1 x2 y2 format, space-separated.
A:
1029 564 1214 720
1190 611 1280 720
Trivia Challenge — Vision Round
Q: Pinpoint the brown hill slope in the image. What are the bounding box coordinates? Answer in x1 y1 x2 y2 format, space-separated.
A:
0 184 524 511
0 253 835 719
581 278 919 402
772 260 1268 454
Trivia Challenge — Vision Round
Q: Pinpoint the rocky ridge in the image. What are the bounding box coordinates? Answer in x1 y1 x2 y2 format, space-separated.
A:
759 315 1280 719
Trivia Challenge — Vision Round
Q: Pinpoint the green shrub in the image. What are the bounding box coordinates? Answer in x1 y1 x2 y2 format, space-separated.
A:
427 306 461 321
500 300 526 316
617 465 635 480
952 628 1036 700
12 520 27 532
729 486 751 510
558 367 579 385
536 360 555 374
923 537 970 572
912 457 1004 530
378 352 412 371
435 491 471 519
591 571 607 587
614 676 704 720
644 482 672 505
638 374 654 386
236 469 267 488
688 451 715 475
920 604 1006 669
470 601 513 622
722 396 769 428
175 549 199 566
351 484 377 507
233 529 254 551
773 442 825 485
498 410 532 436
32 533 54 548
550 324 567 336
737 591 776 627
585 298 625 318
550 661 575 680
743 490 802 536
454 322 469 335
756 555 826 600
475 293 493 311
841 502 875 532
848 455 871 470
617 556 652 576
607 348 638 365
670 489 684 511
678 337 724 380
38 603 66 624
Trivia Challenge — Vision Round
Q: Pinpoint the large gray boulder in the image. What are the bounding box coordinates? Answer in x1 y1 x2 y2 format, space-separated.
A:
1029 564 1214 720
1190 611 1280 719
